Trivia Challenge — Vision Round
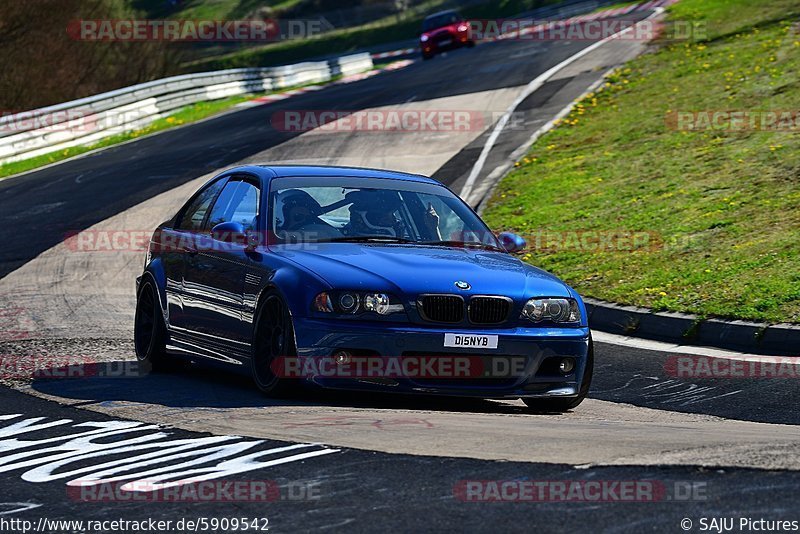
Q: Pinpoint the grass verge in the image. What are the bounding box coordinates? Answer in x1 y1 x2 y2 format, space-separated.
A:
482 0 800 324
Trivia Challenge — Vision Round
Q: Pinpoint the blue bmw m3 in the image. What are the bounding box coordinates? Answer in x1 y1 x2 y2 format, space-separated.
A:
135 165 593 412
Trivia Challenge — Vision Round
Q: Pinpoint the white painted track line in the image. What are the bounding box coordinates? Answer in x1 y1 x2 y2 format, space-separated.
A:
459 7 665 201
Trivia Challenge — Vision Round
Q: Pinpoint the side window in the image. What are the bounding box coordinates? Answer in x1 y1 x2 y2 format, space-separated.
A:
176 179 226 231
206 179 260 232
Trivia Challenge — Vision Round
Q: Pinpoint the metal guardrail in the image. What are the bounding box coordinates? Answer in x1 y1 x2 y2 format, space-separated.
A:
0 53 373 165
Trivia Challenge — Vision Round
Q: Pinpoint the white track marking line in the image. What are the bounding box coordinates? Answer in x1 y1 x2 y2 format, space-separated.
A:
593 330 792 361
0 503 42 516
473 71 613 209
459 7 664 201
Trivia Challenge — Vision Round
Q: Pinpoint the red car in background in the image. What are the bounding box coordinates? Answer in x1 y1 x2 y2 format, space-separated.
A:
420 10 475 60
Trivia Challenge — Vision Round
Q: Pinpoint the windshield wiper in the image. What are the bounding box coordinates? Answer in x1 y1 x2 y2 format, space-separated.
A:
418 240 505 252
318 236 416 244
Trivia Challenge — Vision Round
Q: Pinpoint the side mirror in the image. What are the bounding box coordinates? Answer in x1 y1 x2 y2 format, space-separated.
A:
211 221 247 246
497 232 526 253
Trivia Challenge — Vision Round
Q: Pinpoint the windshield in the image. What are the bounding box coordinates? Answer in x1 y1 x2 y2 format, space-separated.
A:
422 12 460 32
269 176 501 249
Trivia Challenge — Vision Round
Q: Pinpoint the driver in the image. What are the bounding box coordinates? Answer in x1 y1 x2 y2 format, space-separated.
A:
276 190 341 240
346 190 408 238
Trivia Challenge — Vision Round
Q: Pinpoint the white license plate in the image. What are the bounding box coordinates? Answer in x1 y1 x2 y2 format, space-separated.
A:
444 333 498 349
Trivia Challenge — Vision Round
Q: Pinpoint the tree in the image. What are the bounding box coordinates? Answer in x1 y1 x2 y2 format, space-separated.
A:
0 0 180 111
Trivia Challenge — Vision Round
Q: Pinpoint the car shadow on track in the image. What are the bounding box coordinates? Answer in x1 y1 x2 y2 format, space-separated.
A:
29 359 534 415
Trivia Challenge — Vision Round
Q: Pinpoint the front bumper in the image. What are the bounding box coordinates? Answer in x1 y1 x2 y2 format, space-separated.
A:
292 317 591 399
421 32 471 56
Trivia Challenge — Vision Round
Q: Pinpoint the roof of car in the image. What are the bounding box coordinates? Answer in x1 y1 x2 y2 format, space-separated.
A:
236 164 442 185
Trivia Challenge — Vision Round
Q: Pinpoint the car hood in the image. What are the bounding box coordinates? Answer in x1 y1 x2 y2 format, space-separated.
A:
273 243 570 300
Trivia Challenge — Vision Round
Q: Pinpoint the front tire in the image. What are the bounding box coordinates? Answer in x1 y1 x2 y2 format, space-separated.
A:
251 291 296 396
522 336 594 413
134 279 173 372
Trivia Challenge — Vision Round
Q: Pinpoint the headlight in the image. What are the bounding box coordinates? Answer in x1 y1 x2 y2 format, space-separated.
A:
521 298 581 323
313 291 403 316
363 293 391 314
420 34 429 42
457 24 469 32
313 292 334 313
338 292 359 314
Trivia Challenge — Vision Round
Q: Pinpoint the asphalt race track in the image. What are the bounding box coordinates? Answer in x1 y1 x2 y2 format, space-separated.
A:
1 7 799 533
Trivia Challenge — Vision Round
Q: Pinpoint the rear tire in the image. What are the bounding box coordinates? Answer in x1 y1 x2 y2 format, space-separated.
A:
251 291 296 396
134 279 174 372
522 336 594 413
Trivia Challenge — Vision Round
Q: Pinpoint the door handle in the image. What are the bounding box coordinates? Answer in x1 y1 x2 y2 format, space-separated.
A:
185 247 198 256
